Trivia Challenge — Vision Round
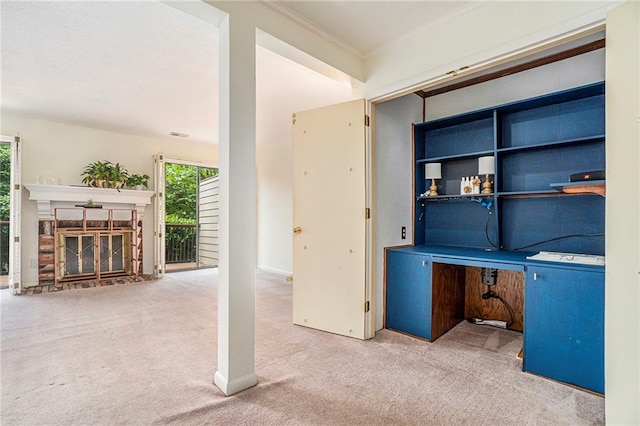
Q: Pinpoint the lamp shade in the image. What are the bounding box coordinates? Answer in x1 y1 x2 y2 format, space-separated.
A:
478 156 495 175
424 163 441 179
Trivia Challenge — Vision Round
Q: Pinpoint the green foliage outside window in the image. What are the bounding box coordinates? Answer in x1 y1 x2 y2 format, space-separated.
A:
1 144 10 274
165 163 217 223
164 163 217 264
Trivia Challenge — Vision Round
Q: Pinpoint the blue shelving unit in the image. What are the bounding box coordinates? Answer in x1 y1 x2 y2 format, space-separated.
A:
386 82 606 394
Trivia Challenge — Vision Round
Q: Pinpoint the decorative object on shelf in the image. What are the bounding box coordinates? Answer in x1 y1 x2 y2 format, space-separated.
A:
472 176 481 194
75 199 103 209
81 161 149 191
478 156 495 194
424 163 441 196
125 173 150 190
460 176 475 194
36 175 60 185
81 160 129 189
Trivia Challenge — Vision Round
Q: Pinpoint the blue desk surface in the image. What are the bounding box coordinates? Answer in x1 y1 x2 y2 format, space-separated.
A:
388 245 604 273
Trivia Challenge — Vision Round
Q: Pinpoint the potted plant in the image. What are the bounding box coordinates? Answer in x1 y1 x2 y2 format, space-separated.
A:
105 162 129 189
81 161 129 189
125 173 150 190
81 160 110 187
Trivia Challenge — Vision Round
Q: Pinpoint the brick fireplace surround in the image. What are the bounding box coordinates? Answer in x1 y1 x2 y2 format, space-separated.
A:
25 184 154 288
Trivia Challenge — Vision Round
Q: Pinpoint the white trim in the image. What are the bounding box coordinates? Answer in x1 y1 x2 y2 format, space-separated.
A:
23 184 154 221
365 1 490 61
7 135 22 295
163 157 217 169
368 23 607 104
256 265 291 276
214 371 257 397
259 0 363 59
154 153 166 278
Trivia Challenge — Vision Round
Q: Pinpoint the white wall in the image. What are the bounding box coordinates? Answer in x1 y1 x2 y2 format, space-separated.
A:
605 1 640 422
373 50 605 331
1 113 217 287
424 50 605 121
373 94 422 330
363 1 619 100
256 47 354 274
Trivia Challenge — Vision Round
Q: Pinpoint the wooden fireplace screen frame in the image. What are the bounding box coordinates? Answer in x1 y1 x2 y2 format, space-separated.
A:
54 208 139 283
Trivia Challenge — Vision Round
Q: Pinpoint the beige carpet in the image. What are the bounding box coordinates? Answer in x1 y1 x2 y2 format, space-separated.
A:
1 269 604 425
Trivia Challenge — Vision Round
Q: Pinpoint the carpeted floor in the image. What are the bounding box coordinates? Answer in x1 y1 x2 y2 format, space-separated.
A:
0 268 604 425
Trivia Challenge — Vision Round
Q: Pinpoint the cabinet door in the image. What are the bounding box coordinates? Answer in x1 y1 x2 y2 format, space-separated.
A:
524 266 604 393
385 251 432 340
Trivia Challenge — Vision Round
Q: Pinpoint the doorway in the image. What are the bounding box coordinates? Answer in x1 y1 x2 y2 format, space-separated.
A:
164 162 219 272
0 142 9 288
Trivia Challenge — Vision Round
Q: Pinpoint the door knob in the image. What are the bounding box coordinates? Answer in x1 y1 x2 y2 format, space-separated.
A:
293 226 302 235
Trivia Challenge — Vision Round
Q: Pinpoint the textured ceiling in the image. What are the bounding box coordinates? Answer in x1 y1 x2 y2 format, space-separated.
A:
1 1 220 144
1 1 473 145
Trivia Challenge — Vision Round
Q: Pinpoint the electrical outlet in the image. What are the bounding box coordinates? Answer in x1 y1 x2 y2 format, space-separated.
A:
481 267 498 285
401 226 406 239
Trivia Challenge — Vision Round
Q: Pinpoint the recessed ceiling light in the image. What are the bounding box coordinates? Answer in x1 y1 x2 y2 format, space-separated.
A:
169 132 189 138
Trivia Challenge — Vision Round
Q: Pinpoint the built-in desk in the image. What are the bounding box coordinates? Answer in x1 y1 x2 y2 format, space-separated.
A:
384 244 604 394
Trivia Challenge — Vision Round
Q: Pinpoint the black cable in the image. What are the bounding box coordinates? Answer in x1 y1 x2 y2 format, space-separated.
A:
484 211 498 249
510 232 604 251
494 293 515 328
481 289 515 328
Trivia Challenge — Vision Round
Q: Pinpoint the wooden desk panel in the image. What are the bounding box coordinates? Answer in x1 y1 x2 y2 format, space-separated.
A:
465 267 524 331
431 263 465 340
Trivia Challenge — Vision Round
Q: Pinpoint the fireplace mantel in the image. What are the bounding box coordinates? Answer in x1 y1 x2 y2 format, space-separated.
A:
25 184 155 220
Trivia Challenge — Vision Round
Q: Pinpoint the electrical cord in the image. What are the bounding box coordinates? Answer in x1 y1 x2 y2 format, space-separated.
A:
484 211 498 249
510 232 604 251
482 290 515 328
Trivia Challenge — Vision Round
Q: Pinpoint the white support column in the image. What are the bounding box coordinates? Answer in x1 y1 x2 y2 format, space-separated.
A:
214 11 258 396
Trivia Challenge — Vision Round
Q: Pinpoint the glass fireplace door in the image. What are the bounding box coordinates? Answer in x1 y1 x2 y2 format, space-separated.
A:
63 234 96 278
58 232 132 282
100 234 128 275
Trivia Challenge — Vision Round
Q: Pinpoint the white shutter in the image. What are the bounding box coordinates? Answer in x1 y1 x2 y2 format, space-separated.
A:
154 153 166 277
7 135 22 294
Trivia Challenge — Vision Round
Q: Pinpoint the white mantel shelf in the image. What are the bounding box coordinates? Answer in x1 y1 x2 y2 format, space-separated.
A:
24 184 155 220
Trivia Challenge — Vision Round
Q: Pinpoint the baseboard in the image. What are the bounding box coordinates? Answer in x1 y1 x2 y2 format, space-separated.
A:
214 371 258 396
256 265 292 276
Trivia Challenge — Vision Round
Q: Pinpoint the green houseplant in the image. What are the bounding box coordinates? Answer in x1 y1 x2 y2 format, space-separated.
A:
81 161 129 189
125 173 150 190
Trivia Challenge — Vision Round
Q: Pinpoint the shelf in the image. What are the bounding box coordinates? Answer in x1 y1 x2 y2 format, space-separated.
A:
417 193 494 202
418 150 495 163
497 135 605 154
550 180 605 197
417 109 494 130
414 82 605 254
496 190 559 198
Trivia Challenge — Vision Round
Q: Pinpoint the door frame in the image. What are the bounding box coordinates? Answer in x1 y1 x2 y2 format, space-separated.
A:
1 135 21 294
155 155 218 274
368 25 606 332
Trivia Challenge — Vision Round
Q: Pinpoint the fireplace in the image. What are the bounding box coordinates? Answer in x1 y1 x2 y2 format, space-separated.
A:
55 208 136 282
25 184 154 287
59 232 130 279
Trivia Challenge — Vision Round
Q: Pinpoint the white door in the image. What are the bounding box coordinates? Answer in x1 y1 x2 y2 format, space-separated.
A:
292 99 373 340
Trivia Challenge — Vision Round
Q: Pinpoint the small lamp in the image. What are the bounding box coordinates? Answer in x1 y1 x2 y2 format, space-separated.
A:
478 156 495 194
425 163 442 196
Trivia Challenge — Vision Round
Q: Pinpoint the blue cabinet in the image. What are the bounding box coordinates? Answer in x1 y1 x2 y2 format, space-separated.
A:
385 250 432 340
524 265 604 393
385 82 607 393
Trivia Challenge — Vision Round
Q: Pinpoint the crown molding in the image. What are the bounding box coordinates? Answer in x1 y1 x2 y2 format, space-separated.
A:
260 1 365 60
365 0 490 61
